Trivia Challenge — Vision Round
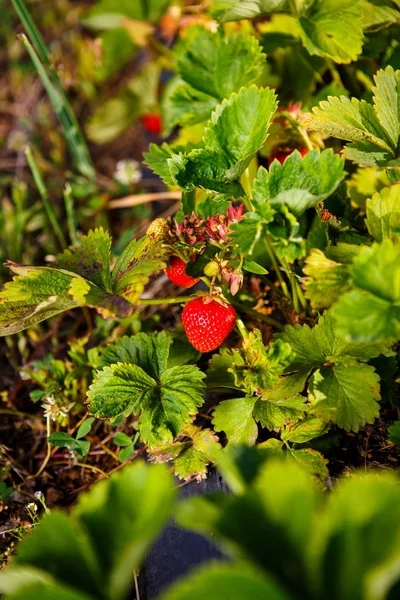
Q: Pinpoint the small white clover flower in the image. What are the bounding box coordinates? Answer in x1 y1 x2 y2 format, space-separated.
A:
114 159 141 185
41 396 68 422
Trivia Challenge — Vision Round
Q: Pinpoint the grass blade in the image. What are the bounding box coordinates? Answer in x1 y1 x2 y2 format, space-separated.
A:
11 0 95 182
63 183 78 245
25 146 66 250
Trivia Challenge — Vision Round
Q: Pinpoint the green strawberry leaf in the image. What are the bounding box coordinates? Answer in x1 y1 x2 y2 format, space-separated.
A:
303 67 400 168
287 447 328 488
0 227 170 336
333 291 400 343
361 0 400 31
111 234 170 303
365 184 400 243
303 96 393 154
206 348 240 393
298 0 364 64
388 420 400 448
308 363 381 431
229 332 293 395
162 79 218 132
332 240 400 342
211 0 292 22
229 212 269 256
253 149 345 216
84 0 170 26
278 310 389 370
213 396 258 445
175 26 265 101
143 142 177 187
56 228 112 292
372 65 400 150
282 417 330 443
169 86 277 195
168 149 245 196
0 263 95 336
213 0 364 64
203 85 277 179
99 331 171 376
150 425 221 480
162 562 292 600
87 333 205 447
254 395 308 430
303 249 352 309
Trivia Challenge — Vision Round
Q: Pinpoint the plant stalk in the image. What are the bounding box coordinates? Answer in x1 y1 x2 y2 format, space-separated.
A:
25 147 66 249
64 183 78 245
263 237 290 298
139 295 199 305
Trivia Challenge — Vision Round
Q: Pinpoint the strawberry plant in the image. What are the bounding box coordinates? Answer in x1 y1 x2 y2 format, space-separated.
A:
2 0 400 575
2 0 400 487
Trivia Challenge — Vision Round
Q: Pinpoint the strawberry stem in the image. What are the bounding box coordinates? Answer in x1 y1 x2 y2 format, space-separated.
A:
236 317 248 339
263 237 290 299
139 295 201 305
232 301 285 330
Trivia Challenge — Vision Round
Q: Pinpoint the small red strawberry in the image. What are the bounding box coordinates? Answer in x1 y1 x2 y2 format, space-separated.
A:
165 256 200 289
140 113 162 135
182 296 236 352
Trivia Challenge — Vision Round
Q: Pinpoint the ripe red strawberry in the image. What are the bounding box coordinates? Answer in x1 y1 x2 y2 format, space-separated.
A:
140 113 162 135
268 148 309 166
182 296 236 352
165 256 200 289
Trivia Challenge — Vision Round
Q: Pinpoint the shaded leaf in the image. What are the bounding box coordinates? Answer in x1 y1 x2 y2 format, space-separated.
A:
282 417 330 443
332 240 400 342
388 420 400 448
14 512 102 598
254 394 308 430
56 228 112 290
150 425 221 480
213 396 258 445
303 249 352 309
365 184 400 243
162 562 293 600
230 332 293 394
308 363 381 431
287 447 328 487
74 462 175 600
111 234 170 303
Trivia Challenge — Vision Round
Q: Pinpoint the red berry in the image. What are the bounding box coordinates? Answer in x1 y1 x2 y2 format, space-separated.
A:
182 296 236 352
140 113 162 135
165 256 200 289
